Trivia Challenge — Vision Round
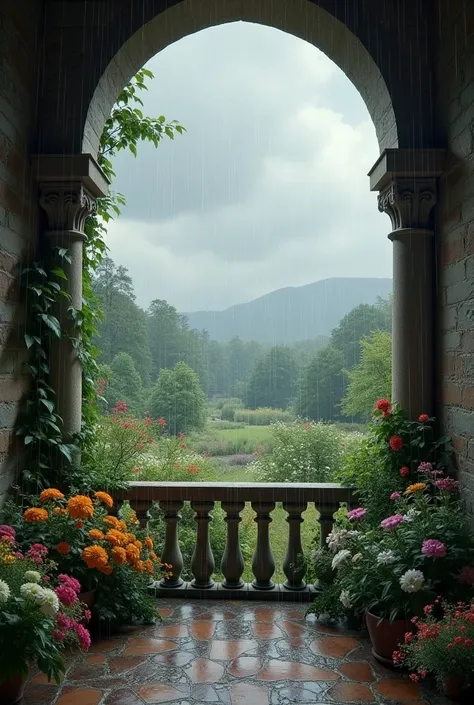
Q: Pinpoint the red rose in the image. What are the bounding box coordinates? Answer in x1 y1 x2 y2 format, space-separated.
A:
400 466 409 477
375 398 391 413
418 414 429 423
389 435 403 451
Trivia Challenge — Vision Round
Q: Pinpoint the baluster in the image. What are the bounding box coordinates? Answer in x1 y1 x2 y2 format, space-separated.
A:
159 500 184 588
251 502 276 590
130 499 151 529
191 501 215 589
318 504 339 550
221 501 245 589
282 501 307 590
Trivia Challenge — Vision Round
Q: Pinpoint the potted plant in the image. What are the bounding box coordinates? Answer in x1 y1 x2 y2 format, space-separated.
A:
3 489 170 634
0 527 91 704
395 600 474 700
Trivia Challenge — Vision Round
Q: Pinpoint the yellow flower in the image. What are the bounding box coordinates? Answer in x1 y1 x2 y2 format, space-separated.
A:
405 483 427 494
88 529 104 541
94 491 114 509
67 495 94 520
3 554 15 565
23 507 49 523
39 488 65 502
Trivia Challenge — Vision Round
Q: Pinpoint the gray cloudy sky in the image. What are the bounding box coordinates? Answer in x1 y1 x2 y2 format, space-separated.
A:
107 22 391 313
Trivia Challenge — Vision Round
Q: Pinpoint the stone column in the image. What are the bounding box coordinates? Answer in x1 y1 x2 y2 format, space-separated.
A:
32 155 108 441
368 149 445 419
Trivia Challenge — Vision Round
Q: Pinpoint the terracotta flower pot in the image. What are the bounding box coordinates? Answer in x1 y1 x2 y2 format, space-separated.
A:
78 589 96 608
441 674 464 701
365 611 410 667
0 673 26 705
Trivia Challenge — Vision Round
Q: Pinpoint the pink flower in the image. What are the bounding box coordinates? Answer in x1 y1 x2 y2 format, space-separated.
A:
418 414 429 423
459 567 474 586
83 609 92 624
400 466 409 477
55 584 77 607
381 514 404 530
375 399 391 413
424 605 433 614
418 462 444 477
435 478 460 492
390 492 401 500
73 623 91 651
410 674 420 682
57 613 72 630
422 539 447 558
347 507 367 521
58 574 81 593
52 630 66 642
0 525 16 539
27 543 48 561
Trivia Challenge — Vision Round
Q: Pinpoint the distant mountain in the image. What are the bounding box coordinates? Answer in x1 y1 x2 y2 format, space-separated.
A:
183 278 392 344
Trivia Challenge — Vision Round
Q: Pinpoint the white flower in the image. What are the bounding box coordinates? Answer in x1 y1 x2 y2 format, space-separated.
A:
20 582 45 602
39 588 60 616
399 569 425 593
402 509 421 523
340 590 353 608
0 579 11 603
376 550 396 565
332 549 351 570
326 529 360 553
352 553 363 563
23 570 41 584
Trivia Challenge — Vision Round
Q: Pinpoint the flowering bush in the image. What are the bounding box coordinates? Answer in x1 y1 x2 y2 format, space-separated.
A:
395 600 474 690
0 529 90 683
337 401 453 525
2 490 170 628
326 470 474 621
81 403 162 490
251 421 358 483
129 435 217 482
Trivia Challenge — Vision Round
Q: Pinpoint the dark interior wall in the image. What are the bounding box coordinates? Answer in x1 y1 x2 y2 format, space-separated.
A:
434 0 474 510
0 0 42 503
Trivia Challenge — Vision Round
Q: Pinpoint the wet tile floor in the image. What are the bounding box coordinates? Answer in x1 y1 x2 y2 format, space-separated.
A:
24 600 452 705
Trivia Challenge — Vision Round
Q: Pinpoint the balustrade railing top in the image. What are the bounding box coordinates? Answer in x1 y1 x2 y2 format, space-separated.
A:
112 482 355 602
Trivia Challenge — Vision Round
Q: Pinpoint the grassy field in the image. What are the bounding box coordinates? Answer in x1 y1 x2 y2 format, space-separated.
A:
188 423 274 456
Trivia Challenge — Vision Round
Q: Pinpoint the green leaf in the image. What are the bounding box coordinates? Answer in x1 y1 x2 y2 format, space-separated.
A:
39 314 61 338
51 267 67 280
24 333 35 349
39 398 55 413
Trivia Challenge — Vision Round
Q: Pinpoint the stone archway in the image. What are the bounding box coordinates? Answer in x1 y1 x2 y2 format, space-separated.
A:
33 0 444 433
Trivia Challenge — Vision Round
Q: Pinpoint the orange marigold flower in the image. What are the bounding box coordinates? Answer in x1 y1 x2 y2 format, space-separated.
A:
126 545 140 565
405 483 427 495
135 560 145 572
75 521 84 529
145 537 153 550
103 516 121 529
99 564 113 575
149 551 159 562
111 546 127 565
133 540 143 551
67 495 94 520
105 530 127 547
82 545 109 569
56 542 71 555
118 520 127 531
144 559 154 574
24 507 49 523
94 491 113 509
125 533 136 544
88 529 104 541
54 507 68 516
39 488 65 502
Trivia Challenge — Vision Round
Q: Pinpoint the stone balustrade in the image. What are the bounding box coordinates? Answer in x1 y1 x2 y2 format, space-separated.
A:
113 482 354 601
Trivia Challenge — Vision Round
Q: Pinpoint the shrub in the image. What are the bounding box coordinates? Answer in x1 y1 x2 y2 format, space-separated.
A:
234 408 293 425
131 441 218 482
251 422 355 483
220 403 236 422
148 361 207 435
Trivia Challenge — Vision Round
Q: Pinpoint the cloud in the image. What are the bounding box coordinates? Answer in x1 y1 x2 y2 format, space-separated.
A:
106 22 391 312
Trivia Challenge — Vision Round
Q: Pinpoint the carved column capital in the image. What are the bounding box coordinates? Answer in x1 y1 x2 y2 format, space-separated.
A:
38 181 97 234
377 178 437 231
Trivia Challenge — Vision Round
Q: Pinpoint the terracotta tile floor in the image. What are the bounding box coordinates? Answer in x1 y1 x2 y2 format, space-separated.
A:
24 600 453 705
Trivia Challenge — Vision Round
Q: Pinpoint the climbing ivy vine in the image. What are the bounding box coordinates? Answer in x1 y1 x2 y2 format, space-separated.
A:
18 68 185 489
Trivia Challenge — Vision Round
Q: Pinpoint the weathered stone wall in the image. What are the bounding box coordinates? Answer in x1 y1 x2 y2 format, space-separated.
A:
435 0 474 510
0 0 41 503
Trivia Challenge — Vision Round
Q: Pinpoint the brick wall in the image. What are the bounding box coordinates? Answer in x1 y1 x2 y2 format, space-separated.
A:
435 0 474 512
0 1 41 504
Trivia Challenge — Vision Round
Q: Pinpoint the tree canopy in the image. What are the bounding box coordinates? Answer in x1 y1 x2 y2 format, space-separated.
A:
342 330 392 418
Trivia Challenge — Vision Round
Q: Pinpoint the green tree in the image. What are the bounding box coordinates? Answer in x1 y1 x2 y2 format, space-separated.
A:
245 346 297 410
294 345 345 421
330 300 391 369
148 361 207 435
342 330 392 419
106 353 143 415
